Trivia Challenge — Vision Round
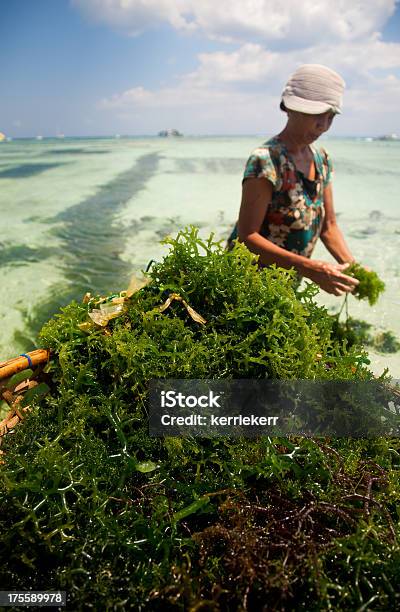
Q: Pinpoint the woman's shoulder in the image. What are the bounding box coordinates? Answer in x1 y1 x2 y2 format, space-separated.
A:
244 137 283 185
248 137 284 162
256 135 282 150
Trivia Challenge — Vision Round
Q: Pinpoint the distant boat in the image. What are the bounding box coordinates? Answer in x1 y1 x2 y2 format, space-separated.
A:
0 132 6 142
115 134 121 139
158 129 183 137
56 133 65 139
374 133 398 141
36 135 43 141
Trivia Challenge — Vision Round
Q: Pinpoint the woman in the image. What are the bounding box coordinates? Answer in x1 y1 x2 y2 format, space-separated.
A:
229 64 359 296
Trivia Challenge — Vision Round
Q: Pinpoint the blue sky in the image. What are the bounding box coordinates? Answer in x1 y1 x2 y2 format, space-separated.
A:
1 0 400 137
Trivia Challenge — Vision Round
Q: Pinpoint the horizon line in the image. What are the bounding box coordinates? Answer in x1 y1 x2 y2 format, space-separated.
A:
1 133 397 141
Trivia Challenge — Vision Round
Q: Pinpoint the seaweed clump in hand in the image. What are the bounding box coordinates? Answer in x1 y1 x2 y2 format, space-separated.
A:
347 262 385 305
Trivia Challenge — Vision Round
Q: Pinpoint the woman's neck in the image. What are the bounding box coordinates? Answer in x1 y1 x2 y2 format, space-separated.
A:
277 126 316 179
277 127 310 156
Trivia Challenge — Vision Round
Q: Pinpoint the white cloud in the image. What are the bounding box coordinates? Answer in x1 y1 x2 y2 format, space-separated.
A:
183 36 400 88
184 44 282 87
98 44 281 114
72 0 194 36
80 0 400 133
101 86 154 108
102 87 281 134
299 35 400 77
73 0 397 43
99 35 400 104
345 73 400 114
98 35 400 134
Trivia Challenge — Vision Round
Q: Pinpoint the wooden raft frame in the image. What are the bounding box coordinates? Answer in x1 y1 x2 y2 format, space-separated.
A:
0 349 50 461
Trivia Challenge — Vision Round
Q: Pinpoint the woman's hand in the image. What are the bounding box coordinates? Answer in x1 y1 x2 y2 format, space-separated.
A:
302 260 359 296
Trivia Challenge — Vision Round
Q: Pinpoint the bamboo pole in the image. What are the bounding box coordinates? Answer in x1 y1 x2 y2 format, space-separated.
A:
0 349 50 382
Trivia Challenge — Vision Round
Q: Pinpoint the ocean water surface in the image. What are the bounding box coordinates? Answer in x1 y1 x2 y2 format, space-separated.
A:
0 136 399 376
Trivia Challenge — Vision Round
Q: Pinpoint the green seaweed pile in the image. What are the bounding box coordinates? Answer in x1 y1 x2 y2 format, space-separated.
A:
347 263 386 306
1 228 399 611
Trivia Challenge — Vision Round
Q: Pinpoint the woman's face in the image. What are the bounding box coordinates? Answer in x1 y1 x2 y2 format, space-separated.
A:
288 110 335 144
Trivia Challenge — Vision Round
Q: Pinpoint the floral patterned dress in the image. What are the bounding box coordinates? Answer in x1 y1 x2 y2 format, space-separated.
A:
228 136 333 258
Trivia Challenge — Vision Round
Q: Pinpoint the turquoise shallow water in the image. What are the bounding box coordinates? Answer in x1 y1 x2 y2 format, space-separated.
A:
0 136 399 376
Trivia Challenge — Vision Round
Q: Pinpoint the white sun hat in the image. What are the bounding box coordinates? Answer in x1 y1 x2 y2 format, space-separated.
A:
281 64 345 115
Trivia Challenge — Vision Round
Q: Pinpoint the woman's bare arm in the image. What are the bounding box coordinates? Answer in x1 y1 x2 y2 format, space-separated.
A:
237 178 358 295
238 178 309 269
